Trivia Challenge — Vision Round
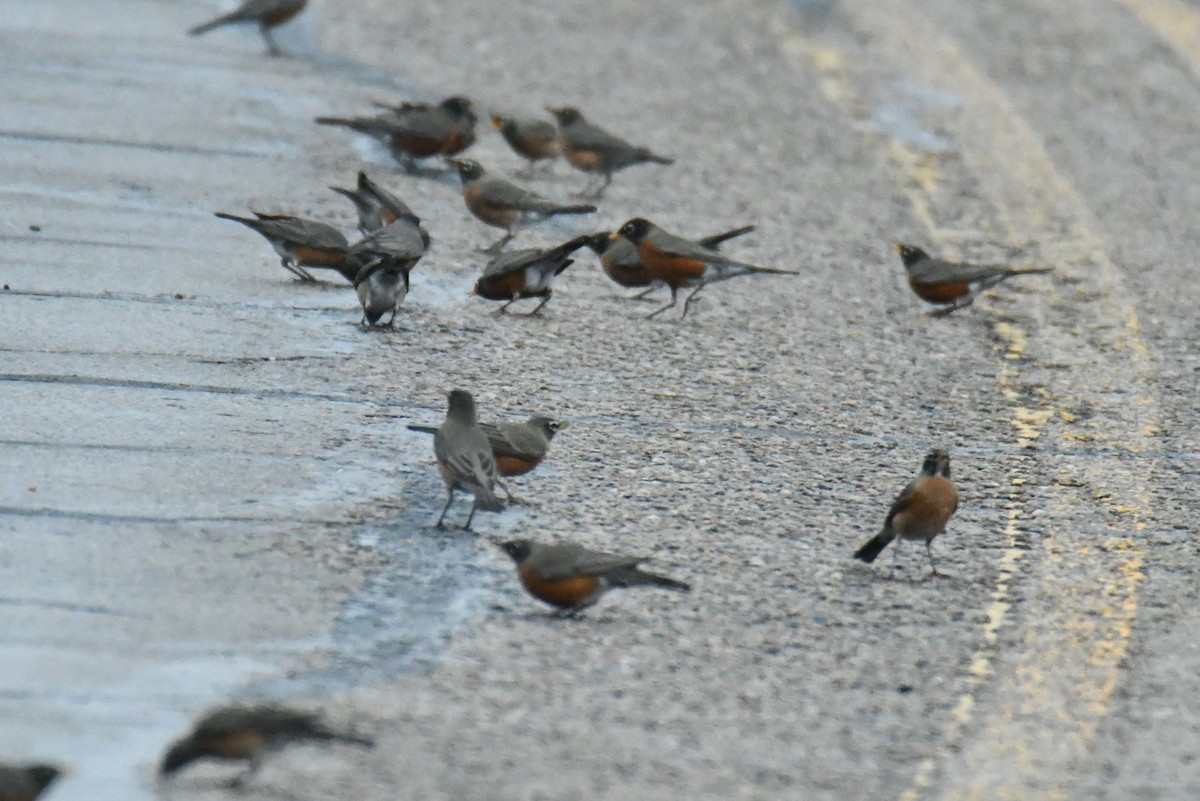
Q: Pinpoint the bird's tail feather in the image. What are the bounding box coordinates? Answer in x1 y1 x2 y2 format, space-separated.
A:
853 530 894 563
188 13 239 35
405 424 438 435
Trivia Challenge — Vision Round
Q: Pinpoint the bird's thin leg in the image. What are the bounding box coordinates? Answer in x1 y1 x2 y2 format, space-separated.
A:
926 541 941 577
631 286 658 300
464 500 477 531
262 25 282 57
680 285 706 319
527 291 552 315
435 489 454 529
282 258 316 283
586 173 612 199
483 231 514 254
646 288 679 319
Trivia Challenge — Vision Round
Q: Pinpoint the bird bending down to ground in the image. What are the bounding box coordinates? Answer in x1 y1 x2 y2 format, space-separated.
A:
473 235 592 314
499 539 690 616
158 704 373 787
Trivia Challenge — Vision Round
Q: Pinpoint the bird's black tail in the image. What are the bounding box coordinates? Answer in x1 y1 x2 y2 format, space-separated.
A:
548 203 598 216
188 12 240 36
627 570 690 592
853 530 894 563
635 148 674 166
405 424 438 435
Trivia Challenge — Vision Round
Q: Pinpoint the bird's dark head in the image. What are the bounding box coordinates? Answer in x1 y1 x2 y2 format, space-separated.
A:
499 539 535 564
447 389 477 423
441 96 474 116
895 243 929 269
546 106 583 126
450 159 483 182
25 765 63 792
583 232 612 254
614 218 653 244
529 416 565 440
922 449 951 478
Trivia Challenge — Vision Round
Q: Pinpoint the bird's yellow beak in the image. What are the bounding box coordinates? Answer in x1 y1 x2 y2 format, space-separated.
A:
608 230 623 241
490 114 504 130
893 242 904 253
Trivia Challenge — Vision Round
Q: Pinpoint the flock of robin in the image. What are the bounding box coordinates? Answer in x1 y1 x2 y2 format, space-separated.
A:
0 1 1061 798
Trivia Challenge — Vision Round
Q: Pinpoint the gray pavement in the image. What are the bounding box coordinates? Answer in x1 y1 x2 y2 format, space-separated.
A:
2 0 1198 799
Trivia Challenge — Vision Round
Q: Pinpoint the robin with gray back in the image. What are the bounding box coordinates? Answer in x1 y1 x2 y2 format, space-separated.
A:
0 764 62 801
432 390 505 530
330 171 425 236
611 218 798 319
352 256 409 327
159 704 373 788
853 449 959 576
547 107 674 197
895 243 1053 316
449 159 597 253
316 96 476 172
408 416 565 501
473 234 592 314
491 113 561 174
585 224 755 300
188 0 307 56
215 211 353 283
499 539 690 616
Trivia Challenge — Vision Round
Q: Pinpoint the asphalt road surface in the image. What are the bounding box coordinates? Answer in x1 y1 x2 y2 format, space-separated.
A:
2 0 1198 799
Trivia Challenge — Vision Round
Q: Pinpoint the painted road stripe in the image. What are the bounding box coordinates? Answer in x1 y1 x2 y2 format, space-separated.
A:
771 3 1156 799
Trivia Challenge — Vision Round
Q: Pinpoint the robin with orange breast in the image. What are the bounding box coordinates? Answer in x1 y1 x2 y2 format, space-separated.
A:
159 704 373 788
450 159 596 253
316 96 476 172
408 416 565 501
610 218 798 319
491 113 561 174
214 211 353 283
431 390 505 530
188 0 307 56
895 243 1053 316
547 107 673 197
584 224 755 299
473 234 591 314
330 171 425 237
499 540 690 616
0 764 62 801
854 449 959 575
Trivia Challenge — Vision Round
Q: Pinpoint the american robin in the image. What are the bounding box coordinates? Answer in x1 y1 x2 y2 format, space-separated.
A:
214 211 353 283
316 96 476 172
499 539 690 615
159 704 373 787
584 224 755 298
0 764 62 801
490 113 561 174
330 171 425 236
473 234 591 314
610 218 798 319
431 390 505 530
449 159 597 253
188 0 307 57
854 449 959 575
352 256 409 327
895 243 1053 316
408 415 565 501
547 107 674 197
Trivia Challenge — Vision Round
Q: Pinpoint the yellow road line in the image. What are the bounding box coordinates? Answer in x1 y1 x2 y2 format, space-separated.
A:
772 3 1155 799
1111 0 1200 71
